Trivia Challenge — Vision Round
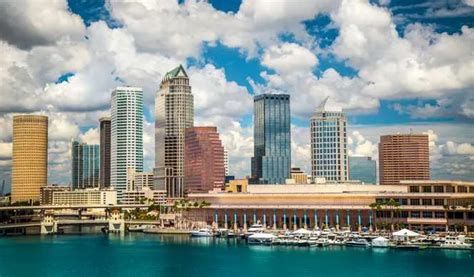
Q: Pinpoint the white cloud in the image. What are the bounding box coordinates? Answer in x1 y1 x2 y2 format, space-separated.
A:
262 43 318 74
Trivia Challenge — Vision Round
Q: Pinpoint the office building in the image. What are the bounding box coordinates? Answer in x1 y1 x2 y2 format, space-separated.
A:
349 156 377 184
184 127 225 193
126 169 154 191
111 87 144 199
11 115 48 203
251 94 291 184
155 65 194 198
52 189 117 206
379 134 429 185
40 185 71 205
99 117 111 188
224 148 229 176
72 141 100 189
310 98 348 182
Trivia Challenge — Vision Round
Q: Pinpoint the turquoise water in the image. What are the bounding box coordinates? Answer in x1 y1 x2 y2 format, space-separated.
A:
0 234 473 277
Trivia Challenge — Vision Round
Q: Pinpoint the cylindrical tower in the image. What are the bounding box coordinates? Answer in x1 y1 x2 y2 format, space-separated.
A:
11 115 48 203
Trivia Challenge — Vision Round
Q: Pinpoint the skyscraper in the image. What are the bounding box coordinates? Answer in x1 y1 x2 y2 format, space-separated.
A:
99 117 111 188
310 98 348 182
11 115 48 203
72 141 100 189
224 148 229 176
184 127 225 193
111 86 144 199
349 156 376 184
155 65 194 198
379 134 429 185
251 94 291 184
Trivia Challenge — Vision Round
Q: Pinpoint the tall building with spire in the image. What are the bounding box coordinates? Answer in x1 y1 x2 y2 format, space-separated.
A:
155 65 194 198
251 94 291 184
310 98 348 182
111 87 144 200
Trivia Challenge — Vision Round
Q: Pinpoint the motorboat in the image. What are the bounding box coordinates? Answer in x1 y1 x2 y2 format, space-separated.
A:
371 237 389 248
190 228 213 237
345 238 370 247
247 233 277 245
245 224 265 238
440 235 472 250
313 237 330 247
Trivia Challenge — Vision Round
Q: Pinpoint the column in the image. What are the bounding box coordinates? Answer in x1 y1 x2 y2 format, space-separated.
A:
224 211 228 229
335 210 340 231
214 210 218 229
357 210 362 232
233 211 238 231
273 210 277 230
243 213 247 232
263 212 267 229
283 210 287 230
293 211 297 231
304 211 308 229
314 210 318 230
324 210 329 229
346 210 351 231
253 210 257 225
369 210 373 232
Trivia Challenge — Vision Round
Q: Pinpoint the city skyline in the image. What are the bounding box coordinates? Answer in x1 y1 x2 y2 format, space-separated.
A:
0 0 473 192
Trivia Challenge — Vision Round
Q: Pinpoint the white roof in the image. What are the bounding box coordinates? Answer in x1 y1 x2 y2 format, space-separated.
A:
392 229 419 237
373 236 389 242
293 228 312 234
248 233 277 239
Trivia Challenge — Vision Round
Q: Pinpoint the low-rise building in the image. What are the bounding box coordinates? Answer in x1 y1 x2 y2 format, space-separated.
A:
188 180 474 232
289 167 309 184
122 187 166 205
52 189 117 206
225 179 248 193
40 185 71 205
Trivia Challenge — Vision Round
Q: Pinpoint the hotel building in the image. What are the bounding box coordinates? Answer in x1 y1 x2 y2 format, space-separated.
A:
126 170 154 191
52 189 117 206
310 98 348 182
155 65 194 198
111 87 144 200
187 180 474 232
11 115 48 203
379 134 429 185
72 141 100 189
40 185 70 205
122 187 167 205
184 127 225 193
349 156 377 184
251 94 291 184
99 117 111 188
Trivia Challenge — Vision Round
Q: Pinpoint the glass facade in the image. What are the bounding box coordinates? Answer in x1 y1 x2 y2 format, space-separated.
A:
349 156 377 184
251 94 291 184
72 141 100 189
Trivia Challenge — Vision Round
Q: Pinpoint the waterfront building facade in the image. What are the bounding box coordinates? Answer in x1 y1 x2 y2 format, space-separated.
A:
310 98 348 182
251 94 291 184
72 141 100 189
184 127 225 194
11 115 48 203
40 185 70 205
99 117 111 188
111 87 144 200
122 187 167 205
379 134 429 185
52 189 117 206
155 65 194 198
349 156 377 184
187 180 474 233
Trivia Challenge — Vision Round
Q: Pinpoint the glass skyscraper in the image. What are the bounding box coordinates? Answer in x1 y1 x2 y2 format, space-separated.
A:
310 98 348 182
349 156 376 184
251 94 291 184
111 86 144 200
72 141 100 189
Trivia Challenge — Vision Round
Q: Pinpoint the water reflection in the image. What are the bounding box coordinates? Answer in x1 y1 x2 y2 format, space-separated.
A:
440 249 474 260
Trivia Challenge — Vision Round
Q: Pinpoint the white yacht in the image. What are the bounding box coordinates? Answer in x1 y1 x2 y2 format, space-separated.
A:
190 228 213 237
248 233 277 245
371 237 389 248
440 235 472 250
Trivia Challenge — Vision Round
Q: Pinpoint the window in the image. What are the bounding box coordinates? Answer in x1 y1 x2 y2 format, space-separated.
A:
410 199 420 205
435 212 445 218
422 199 432 206
422 186 432 193
434 199 444 206
434 186 444 193
457 186 467 193
422 211 433 218
411 211 420 218
410 186 420 193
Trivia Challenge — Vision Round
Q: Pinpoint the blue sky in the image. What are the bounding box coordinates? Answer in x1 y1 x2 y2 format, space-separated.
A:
0 0 473 191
